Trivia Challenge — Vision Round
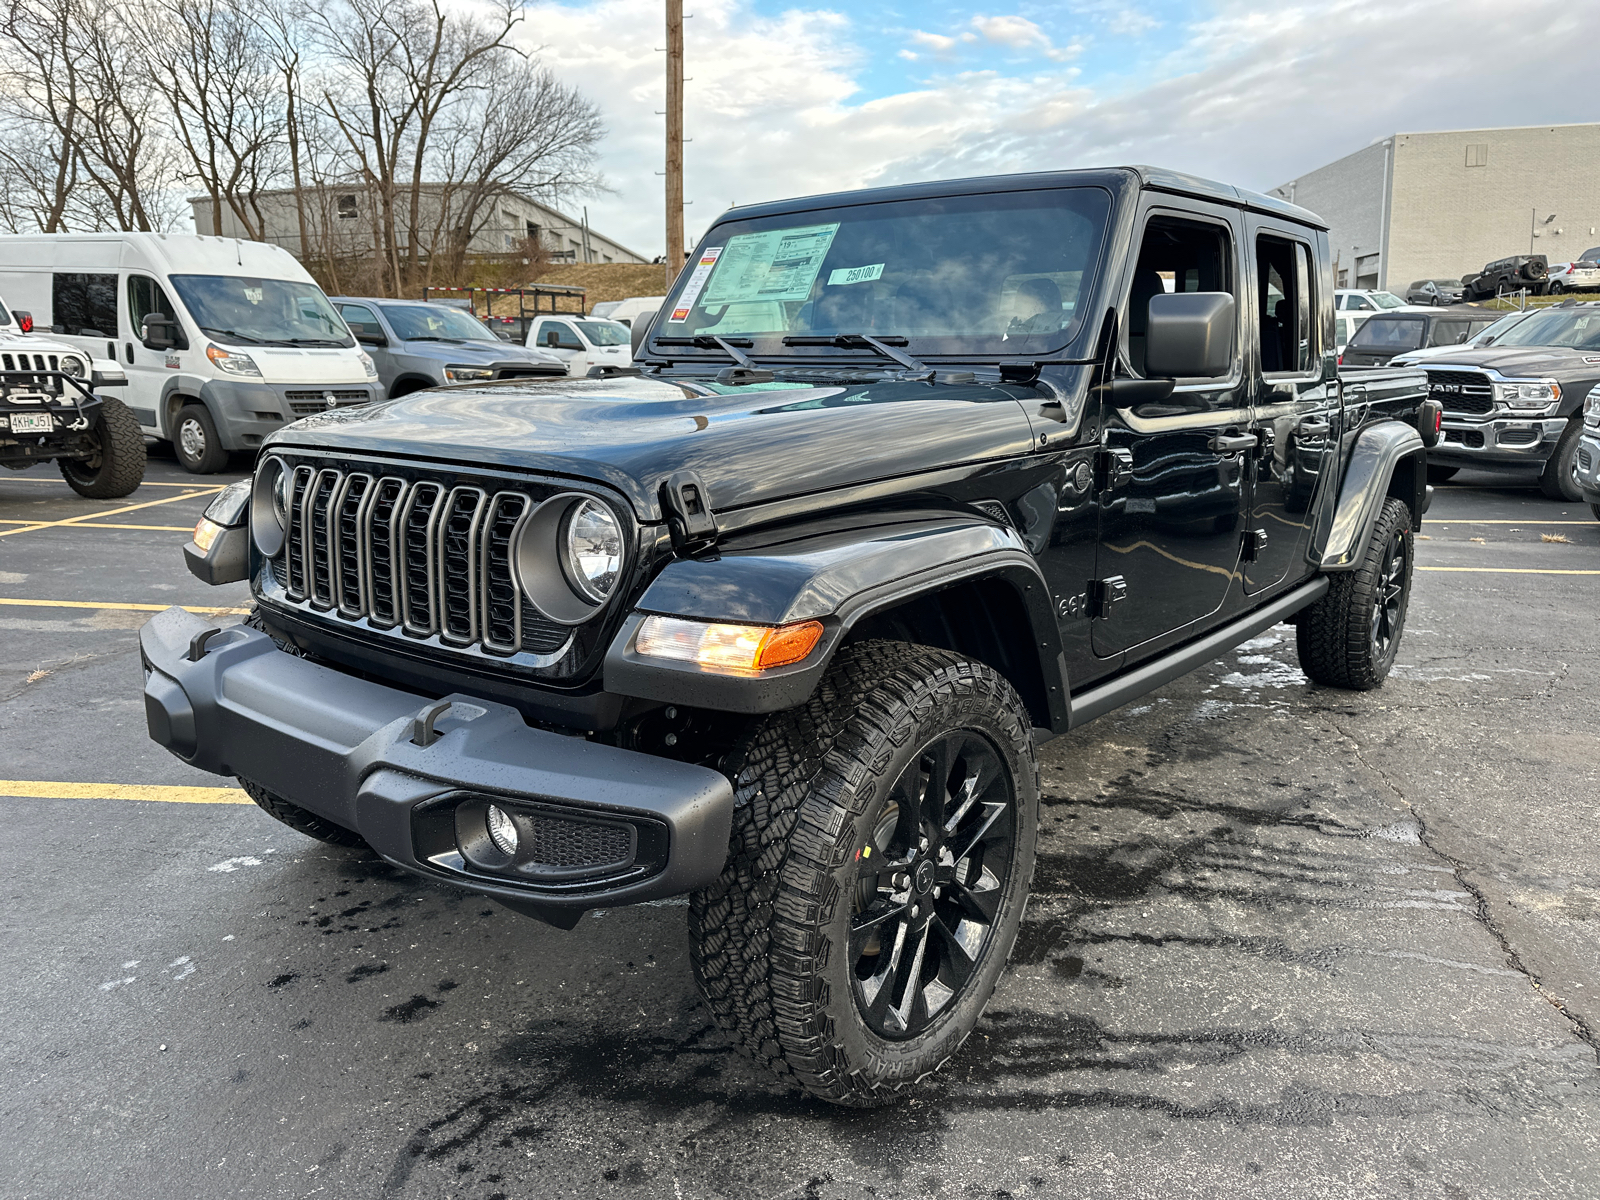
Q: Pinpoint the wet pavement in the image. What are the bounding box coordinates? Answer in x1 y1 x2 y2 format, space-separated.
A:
1 458 1597 1199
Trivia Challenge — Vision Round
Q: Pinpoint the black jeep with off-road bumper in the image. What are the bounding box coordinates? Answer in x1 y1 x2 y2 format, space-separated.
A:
143 166 1432 1105
0 349 144 498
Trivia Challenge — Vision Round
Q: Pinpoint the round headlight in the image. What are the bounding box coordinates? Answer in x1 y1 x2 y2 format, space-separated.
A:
251 457 290 557
561 499 621 602
59 356 84 377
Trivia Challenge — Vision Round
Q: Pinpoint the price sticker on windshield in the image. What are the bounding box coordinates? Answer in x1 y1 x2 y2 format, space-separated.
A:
827 263 884 287
669 247 723 322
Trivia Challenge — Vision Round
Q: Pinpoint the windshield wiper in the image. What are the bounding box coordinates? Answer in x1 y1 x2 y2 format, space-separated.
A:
651 335 776 384
286 337 350 347
781 332 933 377
199 326 283 346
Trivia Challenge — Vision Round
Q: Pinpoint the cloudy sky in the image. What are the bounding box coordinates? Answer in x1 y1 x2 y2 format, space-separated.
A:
522 0 1600 260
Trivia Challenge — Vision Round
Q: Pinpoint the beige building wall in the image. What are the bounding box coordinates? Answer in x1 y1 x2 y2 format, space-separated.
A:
1385 125 1600 292
1269 140 1389 290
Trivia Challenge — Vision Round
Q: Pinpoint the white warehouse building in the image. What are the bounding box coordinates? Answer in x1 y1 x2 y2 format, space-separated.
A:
1268 122 1600 293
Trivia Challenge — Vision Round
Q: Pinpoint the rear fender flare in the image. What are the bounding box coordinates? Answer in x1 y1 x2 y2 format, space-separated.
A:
1318 420 1425 570
602 514 1069 729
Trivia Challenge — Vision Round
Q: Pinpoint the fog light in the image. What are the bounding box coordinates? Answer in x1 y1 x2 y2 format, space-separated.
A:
486 805 519 856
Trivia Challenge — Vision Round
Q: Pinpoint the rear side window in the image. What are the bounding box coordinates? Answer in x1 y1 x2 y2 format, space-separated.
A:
1256 234 1313 373
53 272 118 336
1349 317 1423 351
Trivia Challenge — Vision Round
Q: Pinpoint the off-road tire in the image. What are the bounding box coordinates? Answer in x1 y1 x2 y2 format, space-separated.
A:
1426 464 1459 484
1297 496 1413 690
174 403 229 474
59 395 145 498
1539 416 1584 502
237 776 367 847
688 641 1039 1106
1590 503 1600 522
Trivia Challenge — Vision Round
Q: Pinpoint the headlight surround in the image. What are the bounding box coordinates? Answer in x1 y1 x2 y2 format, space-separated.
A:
561 499 622 603
443 366 494 383
1493 380 1560 410
250 456 291 557
206 344 262 377
1585 388 1600 427
58 355 84 377
358 350 378 381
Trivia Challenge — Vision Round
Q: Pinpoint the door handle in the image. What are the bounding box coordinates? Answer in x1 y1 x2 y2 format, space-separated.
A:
1210 432 1257 453
1298 420 1332 435
124 342 134 365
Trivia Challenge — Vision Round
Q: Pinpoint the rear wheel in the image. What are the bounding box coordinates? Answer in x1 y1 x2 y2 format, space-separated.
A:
173 403 229 474
1550 281 1566 294
1426 464 1459 484
1297 497 1413 690
1539 417 1583 502
1591 503 1600 522
59 395 145 498
689 641 1038 1106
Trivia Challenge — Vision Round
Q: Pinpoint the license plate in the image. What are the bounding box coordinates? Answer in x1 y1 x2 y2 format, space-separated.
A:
8 412 53 433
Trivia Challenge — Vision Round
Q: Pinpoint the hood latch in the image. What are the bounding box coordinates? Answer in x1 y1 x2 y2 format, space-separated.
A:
660 469 719 555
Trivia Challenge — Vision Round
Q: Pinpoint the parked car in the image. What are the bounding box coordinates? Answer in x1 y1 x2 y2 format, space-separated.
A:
1334 312 1362 353
1572 382 1600 521
1461 254 1547 300
1404 278 1466 306
0 233 380 473
527 314 634 377
332 298 566 397
600 295 666 328
1335 289 1420 313
1547 260 1600 293
1394 308 1536 362
1339 306 1501 367
159 164 1431 1107
1414 301 1600 498
0 292 143 497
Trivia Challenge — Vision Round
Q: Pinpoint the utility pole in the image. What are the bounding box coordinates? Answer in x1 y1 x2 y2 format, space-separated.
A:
664 0 684 291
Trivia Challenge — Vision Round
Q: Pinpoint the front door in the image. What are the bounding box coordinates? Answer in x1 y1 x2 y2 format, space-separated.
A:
125 274 189 436
337 303 395 397
1092 205 1249 657
1243 222 1336 593
535 319 585 376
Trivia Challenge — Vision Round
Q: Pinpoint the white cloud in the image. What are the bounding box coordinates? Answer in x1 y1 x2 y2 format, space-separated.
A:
909 30 959 55
525 0 1600 261
970 14 1078 60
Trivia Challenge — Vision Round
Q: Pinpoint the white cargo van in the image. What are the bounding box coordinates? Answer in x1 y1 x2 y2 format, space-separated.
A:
0 234 379 473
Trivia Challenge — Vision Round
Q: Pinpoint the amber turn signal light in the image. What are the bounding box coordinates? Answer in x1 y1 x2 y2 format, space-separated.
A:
635 616 825 673
192 516 225 553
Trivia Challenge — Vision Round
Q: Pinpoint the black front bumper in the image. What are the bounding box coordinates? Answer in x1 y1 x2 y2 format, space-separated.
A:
139 607 733 925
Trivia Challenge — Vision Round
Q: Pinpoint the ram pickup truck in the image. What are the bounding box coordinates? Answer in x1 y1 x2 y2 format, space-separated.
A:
143 166 1433 1106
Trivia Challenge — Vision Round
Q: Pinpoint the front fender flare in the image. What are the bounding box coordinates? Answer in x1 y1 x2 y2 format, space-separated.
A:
603 514 1067 725
1319 421 1424 571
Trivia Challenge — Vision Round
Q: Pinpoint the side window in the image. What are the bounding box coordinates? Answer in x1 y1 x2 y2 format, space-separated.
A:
1126 214 1234 378
53 272 118 336
338 304 381 339
1256 234 1314 374
538 320 582 350
126 275 189 349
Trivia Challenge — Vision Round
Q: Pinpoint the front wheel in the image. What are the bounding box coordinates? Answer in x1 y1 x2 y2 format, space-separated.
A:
59 395 146 498
238 777 367 847
1297 496 1414 690
1539 416 1584 502
173 403 229 474
689 642 1038 1106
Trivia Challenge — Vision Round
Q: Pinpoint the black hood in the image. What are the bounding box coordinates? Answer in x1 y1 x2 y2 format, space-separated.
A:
267 373 1043 521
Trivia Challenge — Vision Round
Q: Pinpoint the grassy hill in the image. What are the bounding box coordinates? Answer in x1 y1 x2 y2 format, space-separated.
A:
528 262 672 306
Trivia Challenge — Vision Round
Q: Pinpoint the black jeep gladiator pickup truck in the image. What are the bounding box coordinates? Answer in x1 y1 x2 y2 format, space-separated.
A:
144 166 1433 1105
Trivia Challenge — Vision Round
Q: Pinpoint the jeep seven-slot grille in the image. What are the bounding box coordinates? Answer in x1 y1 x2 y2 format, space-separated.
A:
1425 369 1494 415
275 465 570 658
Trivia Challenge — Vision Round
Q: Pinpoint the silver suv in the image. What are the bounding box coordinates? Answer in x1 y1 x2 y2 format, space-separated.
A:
332 298 565 398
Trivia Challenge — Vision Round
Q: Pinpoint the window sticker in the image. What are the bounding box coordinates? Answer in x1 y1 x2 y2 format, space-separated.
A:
827 263 884 287
669 246 723 322
699 223 840 308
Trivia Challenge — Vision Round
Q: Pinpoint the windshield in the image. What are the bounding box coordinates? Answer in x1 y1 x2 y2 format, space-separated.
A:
657 187 1112 353
168 275 351 346
379 304 498 343
1491 308 1600 350
1349 317 1424 351
1369 292 1407 309
576 319 630 346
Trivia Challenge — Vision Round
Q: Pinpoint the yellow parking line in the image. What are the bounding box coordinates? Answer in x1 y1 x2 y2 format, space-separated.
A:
0 519 193 531
0 597 248 615
0 487 223 538
1429 520 1595 525
1417 566 1600 575
0 478 235 489
0 780 249 804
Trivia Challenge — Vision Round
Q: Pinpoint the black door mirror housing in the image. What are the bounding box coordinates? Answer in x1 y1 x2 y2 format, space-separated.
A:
141 313 177 351
544 330 560 347
354 330 387 347
630 314 654 359
1144 292 1234 379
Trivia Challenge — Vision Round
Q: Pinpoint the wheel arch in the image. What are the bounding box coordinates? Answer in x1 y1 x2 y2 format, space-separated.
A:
159 378 205 439
386 374 437 399
602 514 1070 733
1319 420 1425 571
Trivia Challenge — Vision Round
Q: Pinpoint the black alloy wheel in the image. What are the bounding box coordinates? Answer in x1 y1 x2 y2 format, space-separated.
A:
1296 496 1414 690
849 730 1017 1040
1369 523 1409 664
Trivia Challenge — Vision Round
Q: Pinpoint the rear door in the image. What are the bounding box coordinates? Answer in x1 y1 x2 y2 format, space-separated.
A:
1091 200 1249 657
1243 219 1335 594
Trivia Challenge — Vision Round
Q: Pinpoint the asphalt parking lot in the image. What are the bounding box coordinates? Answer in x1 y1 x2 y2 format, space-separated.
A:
1 455 1597 1200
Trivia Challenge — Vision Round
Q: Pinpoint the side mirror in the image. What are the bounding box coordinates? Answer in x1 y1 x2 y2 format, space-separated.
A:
544 330 560 347
12 310 32 333
141 313 176 351
354 329 386 347
631 313 654 359
1145 292 1234 378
